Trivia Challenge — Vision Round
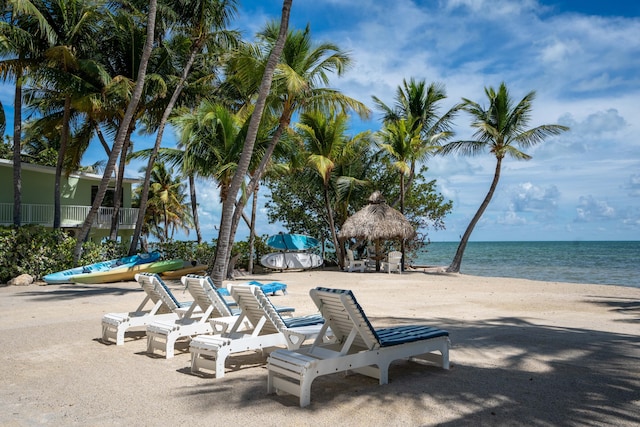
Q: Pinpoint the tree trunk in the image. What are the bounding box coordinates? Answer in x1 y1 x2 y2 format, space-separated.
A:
128 35 206 255
210 0 292 286
53 96 72 230
12 70 23 227
248 182 259 274
109 129 133 241
74 0 158 263
447 156 503 273
324 185 343 269
189 174 202 244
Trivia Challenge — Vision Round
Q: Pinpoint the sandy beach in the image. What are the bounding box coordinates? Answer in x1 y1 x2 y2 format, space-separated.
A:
1 268 638 426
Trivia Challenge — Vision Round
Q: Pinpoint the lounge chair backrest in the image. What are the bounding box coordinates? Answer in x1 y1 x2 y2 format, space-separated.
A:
136 273 181 312
346 249 355 262
230 285 282 335
181 275 235 317
310 287 380 350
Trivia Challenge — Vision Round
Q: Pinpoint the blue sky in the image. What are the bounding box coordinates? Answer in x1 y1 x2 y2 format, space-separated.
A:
3 0 639 242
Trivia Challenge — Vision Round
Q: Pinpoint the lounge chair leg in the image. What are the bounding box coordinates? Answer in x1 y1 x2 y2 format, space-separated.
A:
115 327 126 346
165 333 177 359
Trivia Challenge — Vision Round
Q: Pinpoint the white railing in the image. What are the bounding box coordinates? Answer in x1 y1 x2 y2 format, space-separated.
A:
0 203 139 228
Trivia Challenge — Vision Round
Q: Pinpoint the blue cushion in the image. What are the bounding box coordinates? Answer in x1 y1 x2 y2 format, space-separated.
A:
375 325 449 347
283 313 324 328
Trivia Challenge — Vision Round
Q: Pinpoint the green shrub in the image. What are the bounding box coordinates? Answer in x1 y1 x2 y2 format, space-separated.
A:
0 225 75 283
0 227 130 283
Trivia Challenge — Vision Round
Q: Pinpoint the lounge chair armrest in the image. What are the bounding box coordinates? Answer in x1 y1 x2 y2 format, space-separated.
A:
281 329 308 349
209 319 230 334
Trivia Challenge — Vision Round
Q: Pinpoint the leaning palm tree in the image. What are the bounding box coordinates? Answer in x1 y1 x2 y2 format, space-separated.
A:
440 82 569 272
212 17 370 283
128 0 240 255
73 0 159 262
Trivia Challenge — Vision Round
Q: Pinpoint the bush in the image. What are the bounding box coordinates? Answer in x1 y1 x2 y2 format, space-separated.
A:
0 225 75 283
149 240 216 266
0 226 130 283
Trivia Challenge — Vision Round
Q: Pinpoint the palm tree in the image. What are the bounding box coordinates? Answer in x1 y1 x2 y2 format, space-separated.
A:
128 0 240 254
210 0 291 285
295 109 353 267
73 0 159 262
212 17 370 282
134 161 192 242
0 0 55 226
27 0 104 230
373 79 459 208
376 117 422 214
440 82 569 272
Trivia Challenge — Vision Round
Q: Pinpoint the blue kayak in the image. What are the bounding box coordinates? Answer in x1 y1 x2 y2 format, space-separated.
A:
266 233 320 251
43 252 161 284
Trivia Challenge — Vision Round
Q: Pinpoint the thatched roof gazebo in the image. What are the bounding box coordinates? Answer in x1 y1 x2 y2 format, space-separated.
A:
339 191 416 270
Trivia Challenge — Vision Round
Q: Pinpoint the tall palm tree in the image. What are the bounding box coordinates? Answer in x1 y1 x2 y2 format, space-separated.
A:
440 82 569 272
373 79 459 208
376 117 422 214
213 18 371 282
128 0 240 254
73 0 159 262
0 0 55 226
210 0 291 285
295 109 352 267
28 0 104 230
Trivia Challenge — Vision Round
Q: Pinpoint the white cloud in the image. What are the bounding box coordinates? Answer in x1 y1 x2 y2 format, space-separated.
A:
575 195 616 222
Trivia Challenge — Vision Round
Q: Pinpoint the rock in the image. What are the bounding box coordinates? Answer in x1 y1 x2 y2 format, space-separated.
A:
8 274 34 286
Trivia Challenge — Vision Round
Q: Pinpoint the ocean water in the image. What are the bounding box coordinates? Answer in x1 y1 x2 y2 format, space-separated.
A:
412 241 640 288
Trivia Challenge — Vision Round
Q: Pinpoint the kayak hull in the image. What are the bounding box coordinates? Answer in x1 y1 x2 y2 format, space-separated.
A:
43 252 161 284
72 259 184 284
260 252 323 270
161 261 208 279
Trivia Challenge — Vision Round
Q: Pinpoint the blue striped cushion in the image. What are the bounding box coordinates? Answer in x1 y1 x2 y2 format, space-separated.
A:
375 325 449 347
283 313 324 328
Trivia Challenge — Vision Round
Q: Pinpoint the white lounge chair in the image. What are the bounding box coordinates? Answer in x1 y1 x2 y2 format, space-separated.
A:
146 275 295 358
381 250 402 274
345 249 366 273
145 275 241 358
101 273 189 345
267 287 450 407
189 284 328 378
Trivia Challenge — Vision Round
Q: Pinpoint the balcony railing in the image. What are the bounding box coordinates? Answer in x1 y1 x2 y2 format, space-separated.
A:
0 203 139 228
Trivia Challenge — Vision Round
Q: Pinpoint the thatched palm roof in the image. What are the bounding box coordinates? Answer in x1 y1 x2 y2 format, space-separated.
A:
338 191 416 241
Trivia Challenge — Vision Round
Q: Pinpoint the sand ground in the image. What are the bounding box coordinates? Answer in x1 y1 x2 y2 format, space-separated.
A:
0 268 639 426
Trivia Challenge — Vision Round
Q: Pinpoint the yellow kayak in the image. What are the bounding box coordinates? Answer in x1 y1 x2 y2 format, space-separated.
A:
72 259 184 284
161 261 208 279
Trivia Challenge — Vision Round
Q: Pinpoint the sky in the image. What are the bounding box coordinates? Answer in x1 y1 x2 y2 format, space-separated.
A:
3 0 640 243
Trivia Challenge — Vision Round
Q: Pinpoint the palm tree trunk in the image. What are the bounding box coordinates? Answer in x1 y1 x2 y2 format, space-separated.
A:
109 130 132 240
53 96 72 230
210 0 292 286
12 70 23 227
73 0 158 263
189 174 202 244
447 157 503 273
248 183 259 274
324 185 343 269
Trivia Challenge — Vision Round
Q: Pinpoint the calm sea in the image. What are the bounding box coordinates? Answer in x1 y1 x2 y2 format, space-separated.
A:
412 241 640 288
